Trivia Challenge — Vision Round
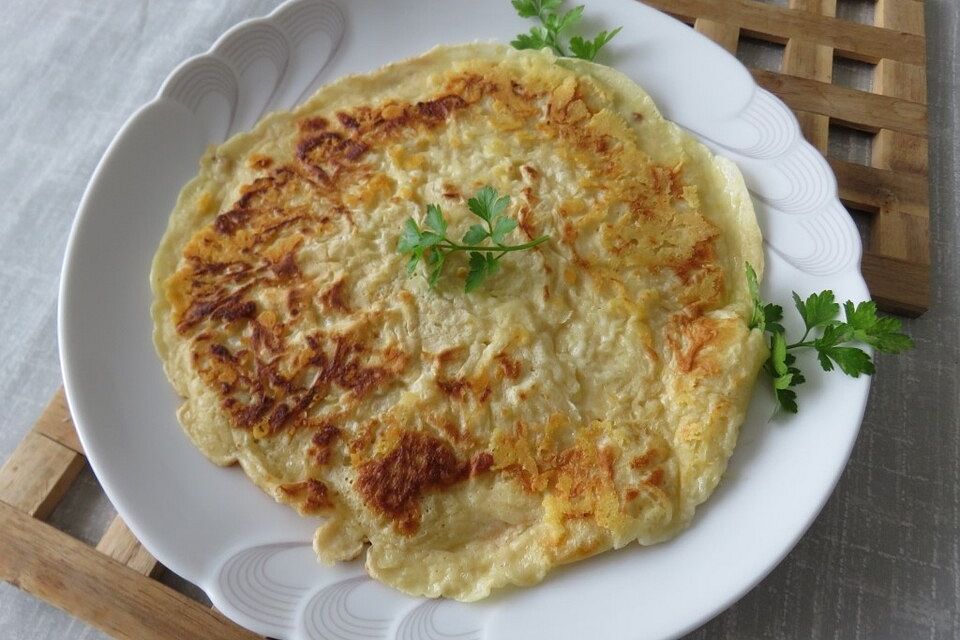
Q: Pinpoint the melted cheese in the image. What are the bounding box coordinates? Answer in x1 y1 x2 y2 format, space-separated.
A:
151 43 766 601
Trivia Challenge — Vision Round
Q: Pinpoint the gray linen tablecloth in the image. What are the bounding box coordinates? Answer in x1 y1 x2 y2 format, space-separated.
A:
1 1 957 638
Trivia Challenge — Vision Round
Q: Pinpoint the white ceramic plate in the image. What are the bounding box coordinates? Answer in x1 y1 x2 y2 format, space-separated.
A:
59 1 870 638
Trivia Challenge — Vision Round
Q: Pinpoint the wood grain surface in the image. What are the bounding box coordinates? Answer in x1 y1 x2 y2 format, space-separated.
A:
0 432 84 519
0 502 259 640
871 0 931 273
95 517 159 578
781 0 836 153
750 68 928 136
32 388 84 454
644 0 926 64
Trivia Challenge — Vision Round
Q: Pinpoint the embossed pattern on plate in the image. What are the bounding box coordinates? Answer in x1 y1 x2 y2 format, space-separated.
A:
58 1 871 638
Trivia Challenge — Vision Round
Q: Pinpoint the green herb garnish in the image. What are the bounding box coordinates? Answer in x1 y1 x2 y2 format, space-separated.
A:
397 186 550 292
746 263 913 414
511 0 622 61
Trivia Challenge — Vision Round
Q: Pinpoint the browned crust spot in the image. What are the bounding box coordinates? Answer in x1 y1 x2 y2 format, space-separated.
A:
319 278 350 312
437 378 472 401
213 208 251 235
308 423 342 465
644 468 665 488
470 451 495 477
271 251 300 281
630 446 667 470
279 478 333 513
248 154 274 170
666 314 721 374
495 352 522 380
356 431 468 534
177 288 256 333
442 183 461 199
192 324 406 435
298 116 328 132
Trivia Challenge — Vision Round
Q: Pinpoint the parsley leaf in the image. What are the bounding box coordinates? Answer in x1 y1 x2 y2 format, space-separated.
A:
511 0 537 18
818 345 875 377
425 203 447 235
512 27 550 52
418 232 443 248
747 264 785 334
511 0 563 18
569 28 622 61
842 301 915 353
462 224 489 245
406 253 420 275
764 303 785 334
784 352 805 386
746 262 766 331
398 186 549 292
510 1 621 61
426 247 446 288
775 388 799 414
397 218 423 254
770 332 788 376
492 216 519 245
745 263 912 414
545 5 584 35
768 331 795 395
465 252 502 293
467 185 510 223
793 290 840 334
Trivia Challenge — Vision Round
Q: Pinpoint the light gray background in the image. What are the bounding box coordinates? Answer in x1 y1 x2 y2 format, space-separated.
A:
0 1 957 638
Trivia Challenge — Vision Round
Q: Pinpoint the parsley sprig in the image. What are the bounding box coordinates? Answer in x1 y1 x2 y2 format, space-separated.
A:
397 186 549 292
746 264 913 413
511 0 622 61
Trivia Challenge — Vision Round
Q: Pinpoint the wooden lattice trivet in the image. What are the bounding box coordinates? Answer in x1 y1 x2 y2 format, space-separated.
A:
0 390 262 640
644 0 930 316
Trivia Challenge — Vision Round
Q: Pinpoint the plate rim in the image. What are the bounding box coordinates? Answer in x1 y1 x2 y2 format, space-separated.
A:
57 1 872 638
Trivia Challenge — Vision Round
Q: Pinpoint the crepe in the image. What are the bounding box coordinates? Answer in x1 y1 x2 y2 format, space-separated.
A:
151 43 766 601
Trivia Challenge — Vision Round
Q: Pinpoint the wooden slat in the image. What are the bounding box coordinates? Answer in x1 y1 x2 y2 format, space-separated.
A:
781 0 836 153
829 158 928 217
861 252 930 317
871 207 930 267
97 515 159 577
874 0 926 104
750 68 927 137
0 432 84 519
870 149 929 262
32 387 84 454
789 107 831 154
871 0 930 266
694 18 740 54
642 0 925 65
871 0 928 173
871 122 927 178
0 501 261 640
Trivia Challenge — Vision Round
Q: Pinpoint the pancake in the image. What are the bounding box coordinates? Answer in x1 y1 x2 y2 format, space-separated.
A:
151 43 766 601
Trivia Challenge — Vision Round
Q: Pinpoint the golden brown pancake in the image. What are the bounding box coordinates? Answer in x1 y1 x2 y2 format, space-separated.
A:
151 43 766 601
